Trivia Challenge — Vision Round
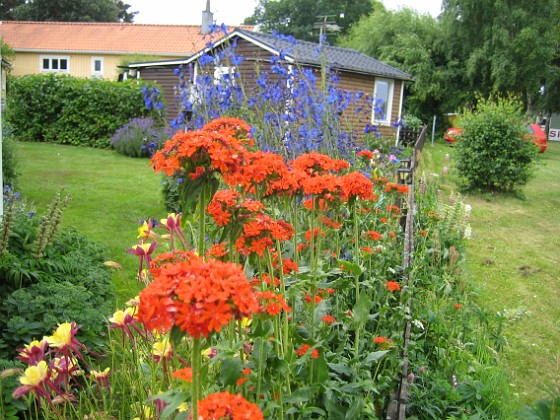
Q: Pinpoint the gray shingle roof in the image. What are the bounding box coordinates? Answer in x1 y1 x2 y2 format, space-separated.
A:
235 29 412 81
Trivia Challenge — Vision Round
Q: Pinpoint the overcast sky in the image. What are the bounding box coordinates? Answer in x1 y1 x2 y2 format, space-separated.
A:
127 0 443 25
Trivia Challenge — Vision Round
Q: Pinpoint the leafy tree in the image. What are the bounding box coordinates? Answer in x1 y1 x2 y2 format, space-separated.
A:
455 96 538 192
244 0 380 42
339 7 463 123
0 0 25 20
11 0 136 22
440 0 558 116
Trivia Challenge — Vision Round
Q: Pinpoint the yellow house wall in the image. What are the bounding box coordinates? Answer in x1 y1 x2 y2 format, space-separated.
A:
11 52 177 80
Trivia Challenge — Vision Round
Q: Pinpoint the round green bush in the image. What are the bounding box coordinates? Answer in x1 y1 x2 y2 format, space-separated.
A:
455 96 538 192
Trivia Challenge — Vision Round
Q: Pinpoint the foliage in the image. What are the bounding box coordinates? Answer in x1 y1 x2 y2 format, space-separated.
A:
2 125 19 189
7 74 162 148
244 0 379 42
0 38 15 63
440 0 558 115
10 0 135 22
455 96 538 192
516 386 560 419
339 7 465 122
111 118 173 158
0 358 27 419
0 192 115 360
0 0 24 20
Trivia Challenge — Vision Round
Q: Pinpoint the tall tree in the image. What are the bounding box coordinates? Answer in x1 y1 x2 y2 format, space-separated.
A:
244 0 380 42
339 7 463 122
440 0 557 115
11 0 136 22
0 0 25 20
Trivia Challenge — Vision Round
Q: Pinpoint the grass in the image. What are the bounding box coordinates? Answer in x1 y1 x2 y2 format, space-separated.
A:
421 139 560 407
15 141 166 304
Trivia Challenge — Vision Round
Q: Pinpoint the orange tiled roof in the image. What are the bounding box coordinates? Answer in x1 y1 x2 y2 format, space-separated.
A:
0 21 254 56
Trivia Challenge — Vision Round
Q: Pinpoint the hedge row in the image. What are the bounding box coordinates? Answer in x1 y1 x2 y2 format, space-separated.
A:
7 74 162 148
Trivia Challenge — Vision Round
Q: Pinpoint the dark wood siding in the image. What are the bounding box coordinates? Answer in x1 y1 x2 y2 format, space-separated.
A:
136 37 405 145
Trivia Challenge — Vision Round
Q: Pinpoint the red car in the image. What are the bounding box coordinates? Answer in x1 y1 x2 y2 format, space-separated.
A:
443 124 547 153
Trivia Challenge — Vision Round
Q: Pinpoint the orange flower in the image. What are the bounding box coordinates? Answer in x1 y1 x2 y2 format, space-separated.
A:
136 253 259 339
256 291 291 316
374 336 388 344
304 294 322 304
339 171 375 201
365 231 382 241
321 315 335 324
198 391 263 420
454 304 462 310
171 367 193 383
385 281 401 292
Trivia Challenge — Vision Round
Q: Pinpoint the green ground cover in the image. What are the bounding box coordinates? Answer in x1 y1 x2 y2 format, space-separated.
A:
422 140 560 405
16 142 166 303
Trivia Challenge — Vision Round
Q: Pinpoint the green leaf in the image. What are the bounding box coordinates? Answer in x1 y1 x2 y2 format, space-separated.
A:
218 358 243 387
345 397 365 419
337 259 363 276
352 296 371 327
364 350 389 364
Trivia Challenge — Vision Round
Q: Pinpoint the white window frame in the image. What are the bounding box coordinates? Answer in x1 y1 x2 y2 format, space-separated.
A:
91 57 104 78
213 65 236 86
372 78 394 126
40 55 70 74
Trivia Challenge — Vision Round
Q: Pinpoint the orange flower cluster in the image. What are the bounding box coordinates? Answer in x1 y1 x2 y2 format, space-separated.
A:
149 117 253 178
171 367 193 383
384 281 401 292
235 214 294 257
365 231 383 241
207 189 265 227
339 171 375 201
295 344 319 359
385 182 409 194
197 391 264 420
256 291 291 316
226 150 296 197
136 251 259 338
321 314 336 324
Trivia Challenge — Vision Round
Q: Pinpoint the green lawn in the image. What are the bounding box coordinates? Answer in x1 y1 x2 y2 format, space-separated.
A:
422 140 560 405
15 142 166 303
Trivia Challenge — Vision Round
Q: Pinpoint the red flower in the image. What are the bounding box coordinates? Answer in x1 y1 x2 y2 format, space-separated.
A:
256 291 291 316
454 304 462 310
321 315 335 324
339 171 375 201
365 231 382 241
171 367 192 383
374 336 388 344
357 149 374 160
385 281 401 292
137 253 259 339
198 391 264 420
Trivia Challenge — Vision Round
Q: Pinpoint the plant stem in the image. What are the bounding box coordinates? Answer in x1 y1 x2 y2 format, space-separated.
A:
192 337 201 420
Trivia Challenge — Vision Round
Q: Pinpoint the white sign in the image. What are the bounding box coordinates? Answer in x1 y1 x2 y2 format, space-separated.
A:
549 128 560 142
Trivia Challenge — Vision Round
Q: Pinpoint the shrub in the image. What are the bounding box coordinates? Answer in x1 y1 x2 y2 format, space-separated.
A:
7 74 164 148
0 192 114 359
111 118 173 158
455 96 538 192
1 124 19 189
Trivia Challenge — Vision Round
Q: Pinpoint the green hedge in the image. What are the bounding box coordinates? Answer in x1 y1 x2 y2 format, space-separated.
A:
7 74 162 148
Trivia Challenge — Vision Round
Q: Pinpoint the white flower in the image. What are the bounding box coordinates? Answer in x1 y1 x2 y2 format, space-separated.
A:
412 319 425 330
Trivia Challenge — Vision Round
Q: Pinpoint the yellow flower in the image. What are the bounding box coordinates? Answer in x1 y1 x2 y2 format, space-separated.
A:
45 322 73 348
137 221 151 239
20 360 48 387
178 402 188 412
152 336 173 358
91 367 110 379
18 340 43 359
108 307 136 326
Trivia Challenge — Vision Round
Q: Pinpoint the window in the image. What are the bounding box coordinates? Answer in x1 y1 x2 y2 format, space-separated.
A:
213 66 235 86
40 56 70 73
372 78 394 125
91 57 104 78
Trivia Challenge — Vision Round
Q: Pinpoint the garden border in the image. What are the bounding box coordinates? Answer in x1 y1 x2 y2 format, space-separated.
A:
387 125 427 419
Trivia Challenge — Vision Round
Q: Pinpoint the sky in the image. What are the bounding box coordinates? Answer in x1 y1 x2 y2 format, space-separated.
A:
127 0 443 26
